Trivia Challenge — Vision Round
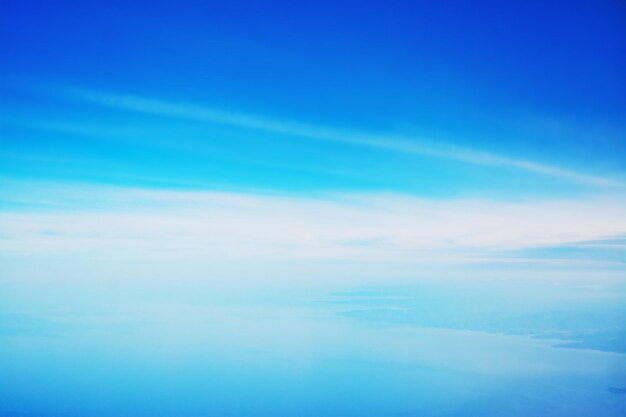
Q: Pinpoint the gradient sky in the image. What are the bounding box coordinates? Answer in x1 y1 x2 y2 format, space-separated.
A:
1 0 625 273
3 5 626 417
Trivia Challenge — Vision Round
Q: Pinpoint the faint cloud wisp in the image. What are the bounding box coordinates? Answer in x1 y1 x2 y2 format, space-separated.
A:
60 87 624 188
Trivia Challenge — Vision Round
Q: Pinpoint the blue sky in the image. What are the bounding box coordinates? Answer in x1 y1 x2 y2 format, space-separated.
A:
0 0 625 271
2 4 626 416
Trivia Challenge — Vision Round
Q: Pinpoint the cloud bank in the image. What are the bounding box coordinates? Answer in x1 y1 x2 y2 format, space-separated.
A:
2 183 625 264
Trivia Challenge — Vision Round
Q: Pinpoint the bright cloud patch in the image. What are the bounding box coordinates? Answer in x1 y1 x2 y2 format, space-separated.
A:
1 183 625 263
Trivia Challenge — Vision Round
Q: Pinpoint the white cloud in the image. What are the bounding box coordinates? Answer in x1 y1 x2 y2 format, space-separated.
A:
1 183 625 263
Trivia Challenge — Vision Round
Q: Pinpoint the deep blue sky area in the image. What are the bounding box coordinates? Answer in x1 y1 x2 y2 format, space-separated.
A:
0 0 624 194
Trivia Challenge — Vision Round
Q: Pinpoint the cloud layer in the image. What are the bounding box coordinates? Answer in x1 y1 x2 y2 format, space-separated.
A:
2 183 625 264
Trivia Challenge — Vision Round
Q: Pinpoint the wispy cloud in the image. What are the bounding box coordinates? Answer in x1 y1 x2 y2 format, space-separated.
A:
59 87 624 188
2 182 625 264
